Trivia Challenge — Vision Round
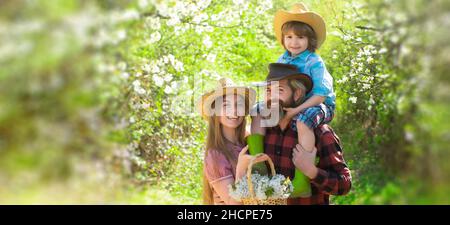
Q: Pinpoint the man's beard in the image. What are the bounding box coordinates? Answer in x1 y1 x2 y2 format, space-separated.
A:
262 96 297 127
280 96 297 108
268 95 297 114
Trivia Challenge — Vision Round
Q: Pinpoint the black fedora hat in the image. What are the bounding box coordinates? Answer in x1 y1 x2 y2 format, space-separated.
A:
263 63 313 93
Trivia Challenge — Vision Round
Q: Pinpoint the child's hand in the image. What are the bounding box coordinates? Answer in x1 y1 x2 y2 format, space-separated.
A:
283 107 298 120
279 107 301 129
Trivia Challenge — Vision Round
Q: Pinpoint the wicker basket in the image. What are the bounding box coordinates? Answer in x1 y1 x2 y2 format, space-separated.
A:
240 153 288 205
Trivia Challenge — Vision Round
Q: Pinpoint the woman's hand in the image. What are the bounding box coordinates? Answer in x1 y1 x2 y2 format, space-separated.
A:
236 146 269 181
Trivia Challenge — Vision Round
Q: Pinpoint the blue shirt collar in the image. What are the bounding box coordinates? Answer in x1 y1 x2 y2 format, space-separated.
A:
282 49 312 61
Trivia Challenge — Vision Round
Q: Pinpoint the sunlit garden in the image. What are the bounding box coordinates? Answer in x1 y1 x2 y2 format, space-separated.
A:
0 0 449 204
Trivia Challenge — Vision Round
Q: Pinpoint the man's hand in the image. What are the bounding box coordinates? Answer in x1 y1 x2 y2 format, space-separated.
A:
292 144 318 179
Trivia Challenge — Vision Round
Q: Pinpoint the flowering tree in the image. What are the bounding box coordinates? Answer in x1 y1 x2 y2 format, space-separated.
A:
97 0 281 198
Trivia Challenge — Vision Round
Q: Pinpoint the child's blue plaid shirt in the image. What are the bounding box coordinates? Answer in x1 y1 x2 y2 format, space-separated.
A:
278 50 336 108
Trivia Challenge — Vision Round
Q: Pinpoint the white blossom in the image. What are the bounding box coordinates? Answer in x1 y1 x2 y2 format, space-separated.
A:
338 75 349 84
148 31 161 44
205 53 216 62
174 24 189 34
233 0 246 6
160 54 184 72
135 71 142 77
164 85 173 94
196 26 204 34
172 60 184 72
349 96 358 104
164 73 173 82
143 62 160 74
116 29 127 41
379 48 388 54
342 34 351 41
97 63 115 73
203 35 212 48
166 16 181 26
259 0 273 11
146 17 161 30
120 10 140 21
362 83 371 90
135 87 146 95
132 80 146 95
132 80 140 87
192 13 208 24
210 14 220 22
121 72 130 79
141 102 150 109
153 75 164 87
138 0 149 9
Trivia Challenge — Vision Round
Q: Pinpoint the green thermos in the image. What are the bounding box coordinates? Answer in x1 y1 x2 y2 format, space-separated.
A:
246 134 268 175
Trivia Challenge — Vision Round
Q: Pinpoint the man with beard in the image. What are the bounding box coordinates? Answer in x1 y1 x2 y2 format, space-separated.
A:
251 63 352 205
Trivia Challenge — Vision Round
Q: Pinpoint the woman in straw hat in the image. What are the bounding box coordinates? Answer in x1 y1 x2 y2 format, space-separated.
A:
197 78 268 205
252 3 336 158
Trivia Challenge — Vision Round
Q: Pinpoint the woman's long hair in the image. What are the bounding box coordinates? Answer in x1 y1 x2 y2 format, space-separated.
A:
202 98 247 205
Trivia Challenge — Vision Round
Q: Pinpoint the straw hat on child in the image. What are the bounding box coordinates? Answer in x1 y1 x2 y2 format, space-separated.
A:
274 3 327 48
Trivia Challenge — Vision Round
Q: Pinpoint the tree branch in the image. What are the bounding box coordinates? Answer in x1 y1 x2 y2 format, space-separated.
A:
142 12 242 29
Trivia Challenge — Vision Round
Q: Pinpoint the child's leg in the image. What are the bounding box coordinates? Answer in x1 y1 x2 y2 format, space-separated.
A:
297 121 315 152
322 104 335 124
293 105 329 151
290 106 325 197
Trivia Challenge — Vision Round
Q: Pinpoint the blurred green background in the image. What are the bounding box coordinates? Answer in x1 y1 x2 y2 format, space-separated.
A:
0 0 449 204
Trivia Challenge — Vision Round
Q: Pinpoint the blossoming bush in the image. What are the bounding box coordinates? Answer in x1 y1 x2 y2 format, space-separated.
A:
99 0 281 198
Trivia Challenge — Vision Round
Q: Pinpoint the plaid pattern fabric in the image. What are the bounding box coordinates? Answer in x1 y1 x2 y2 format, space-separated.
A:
264 124 352 205
291 103 335 130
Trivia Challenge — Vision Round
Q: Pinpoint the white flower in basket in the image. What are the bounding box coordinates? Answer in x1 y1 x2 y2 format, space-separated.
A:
228 154 293 205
